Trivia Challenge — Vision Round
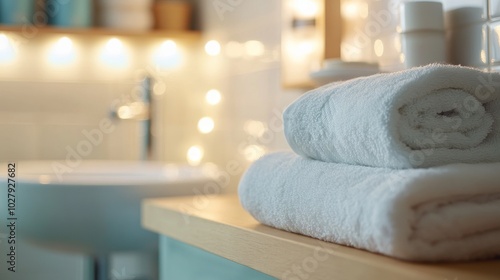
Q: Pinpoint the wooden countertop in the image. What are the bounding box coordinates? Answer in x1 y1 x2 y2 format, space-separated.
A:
141 195 500 280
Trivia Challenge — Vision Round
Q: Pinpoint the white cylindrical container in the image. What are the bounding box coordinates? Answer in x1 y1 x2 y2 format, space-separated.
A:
97 0 154 31
399 1 446 68
446 7 487 68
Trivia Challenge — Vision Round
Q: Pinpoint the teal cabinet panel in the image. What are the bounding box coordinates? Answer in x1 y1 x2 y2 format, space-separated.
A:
159 236 276 280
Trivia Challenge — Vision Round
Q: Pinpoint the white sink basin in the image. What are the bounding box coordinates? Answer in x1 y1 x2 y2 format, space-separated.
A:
0 161 217 255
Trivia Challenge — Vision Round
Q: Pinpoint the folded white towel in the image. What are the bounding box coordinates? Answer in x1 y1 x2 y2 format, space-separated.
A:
284 64 500 168
239 152 500 261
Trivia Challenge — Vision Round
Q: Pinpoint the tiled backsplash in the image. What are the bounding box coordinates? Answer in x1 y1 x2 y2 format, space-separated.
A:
192 0 299 174
0 32 208 163
3 1 500 168
0 80 141 160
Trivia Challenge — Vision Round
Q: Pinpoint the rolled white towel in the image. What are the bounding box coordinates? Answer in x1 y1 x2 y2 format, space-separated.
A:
239 152 500 262
284 64 500 168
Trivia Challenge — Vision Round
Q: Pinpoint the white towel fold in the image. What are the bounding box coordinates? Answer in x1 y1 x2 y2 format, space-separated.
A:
239 152 500 261
284 64 500 168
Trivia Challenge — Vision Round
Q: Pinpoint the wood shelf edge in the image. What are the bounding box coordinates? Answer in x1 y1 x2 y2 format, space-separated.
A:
0 25 201 40
141 196 500 280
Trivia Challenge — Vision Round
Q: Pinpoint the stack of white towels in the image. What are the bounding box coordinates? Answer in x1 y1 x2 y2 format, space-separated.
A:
238 64 500 262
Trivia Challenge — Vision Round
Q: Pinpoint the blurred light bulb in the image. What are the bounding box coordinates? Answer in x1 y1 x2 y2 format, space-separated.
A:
205 89 221 105
0 33 9 46
153 40 181 69
205 40 221 56
100 38 128 68
244 120 267 138
242 145 266 162
198 117 215 134
48 36 76 65
341 2 359 20
244 40 265 57
58 37 72 50
187 146 204 166
286 41 316 63
117 106 132 119
107 38 122 50
160 40 177 55
0 33 15 63
296 41 315 54
293 0 319 19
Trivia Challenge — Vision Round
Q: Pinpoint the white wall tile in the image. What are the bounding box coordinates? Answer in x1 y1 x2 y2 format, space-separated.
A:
492 0 500 18
0 80 147 161
194 0 302 191
0 124 39 160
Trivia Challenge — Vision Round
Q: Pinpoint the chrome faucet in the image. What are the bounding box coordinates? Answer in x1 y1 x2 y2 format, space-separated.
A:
111 76 154 160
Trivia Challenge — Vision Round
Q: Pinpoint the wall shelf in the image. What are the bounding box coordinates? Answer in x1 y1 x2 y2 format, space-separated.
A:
0 25 201 41
142 195 500 280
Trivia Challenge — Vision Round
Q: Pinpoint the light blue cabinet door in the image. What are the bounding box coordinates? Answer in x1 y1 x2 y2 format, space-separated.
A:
159 236 276 280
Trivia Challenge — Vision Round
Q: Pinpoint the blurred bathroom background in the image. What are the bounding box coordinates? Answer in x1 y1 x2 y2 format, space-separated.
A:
0 0 498 279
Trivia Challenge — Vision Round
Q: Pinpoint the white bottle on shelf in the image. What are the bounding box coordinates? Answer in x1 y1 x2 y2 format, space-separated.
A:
399 1 446 68
446 7 487 68
97 0 154 31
